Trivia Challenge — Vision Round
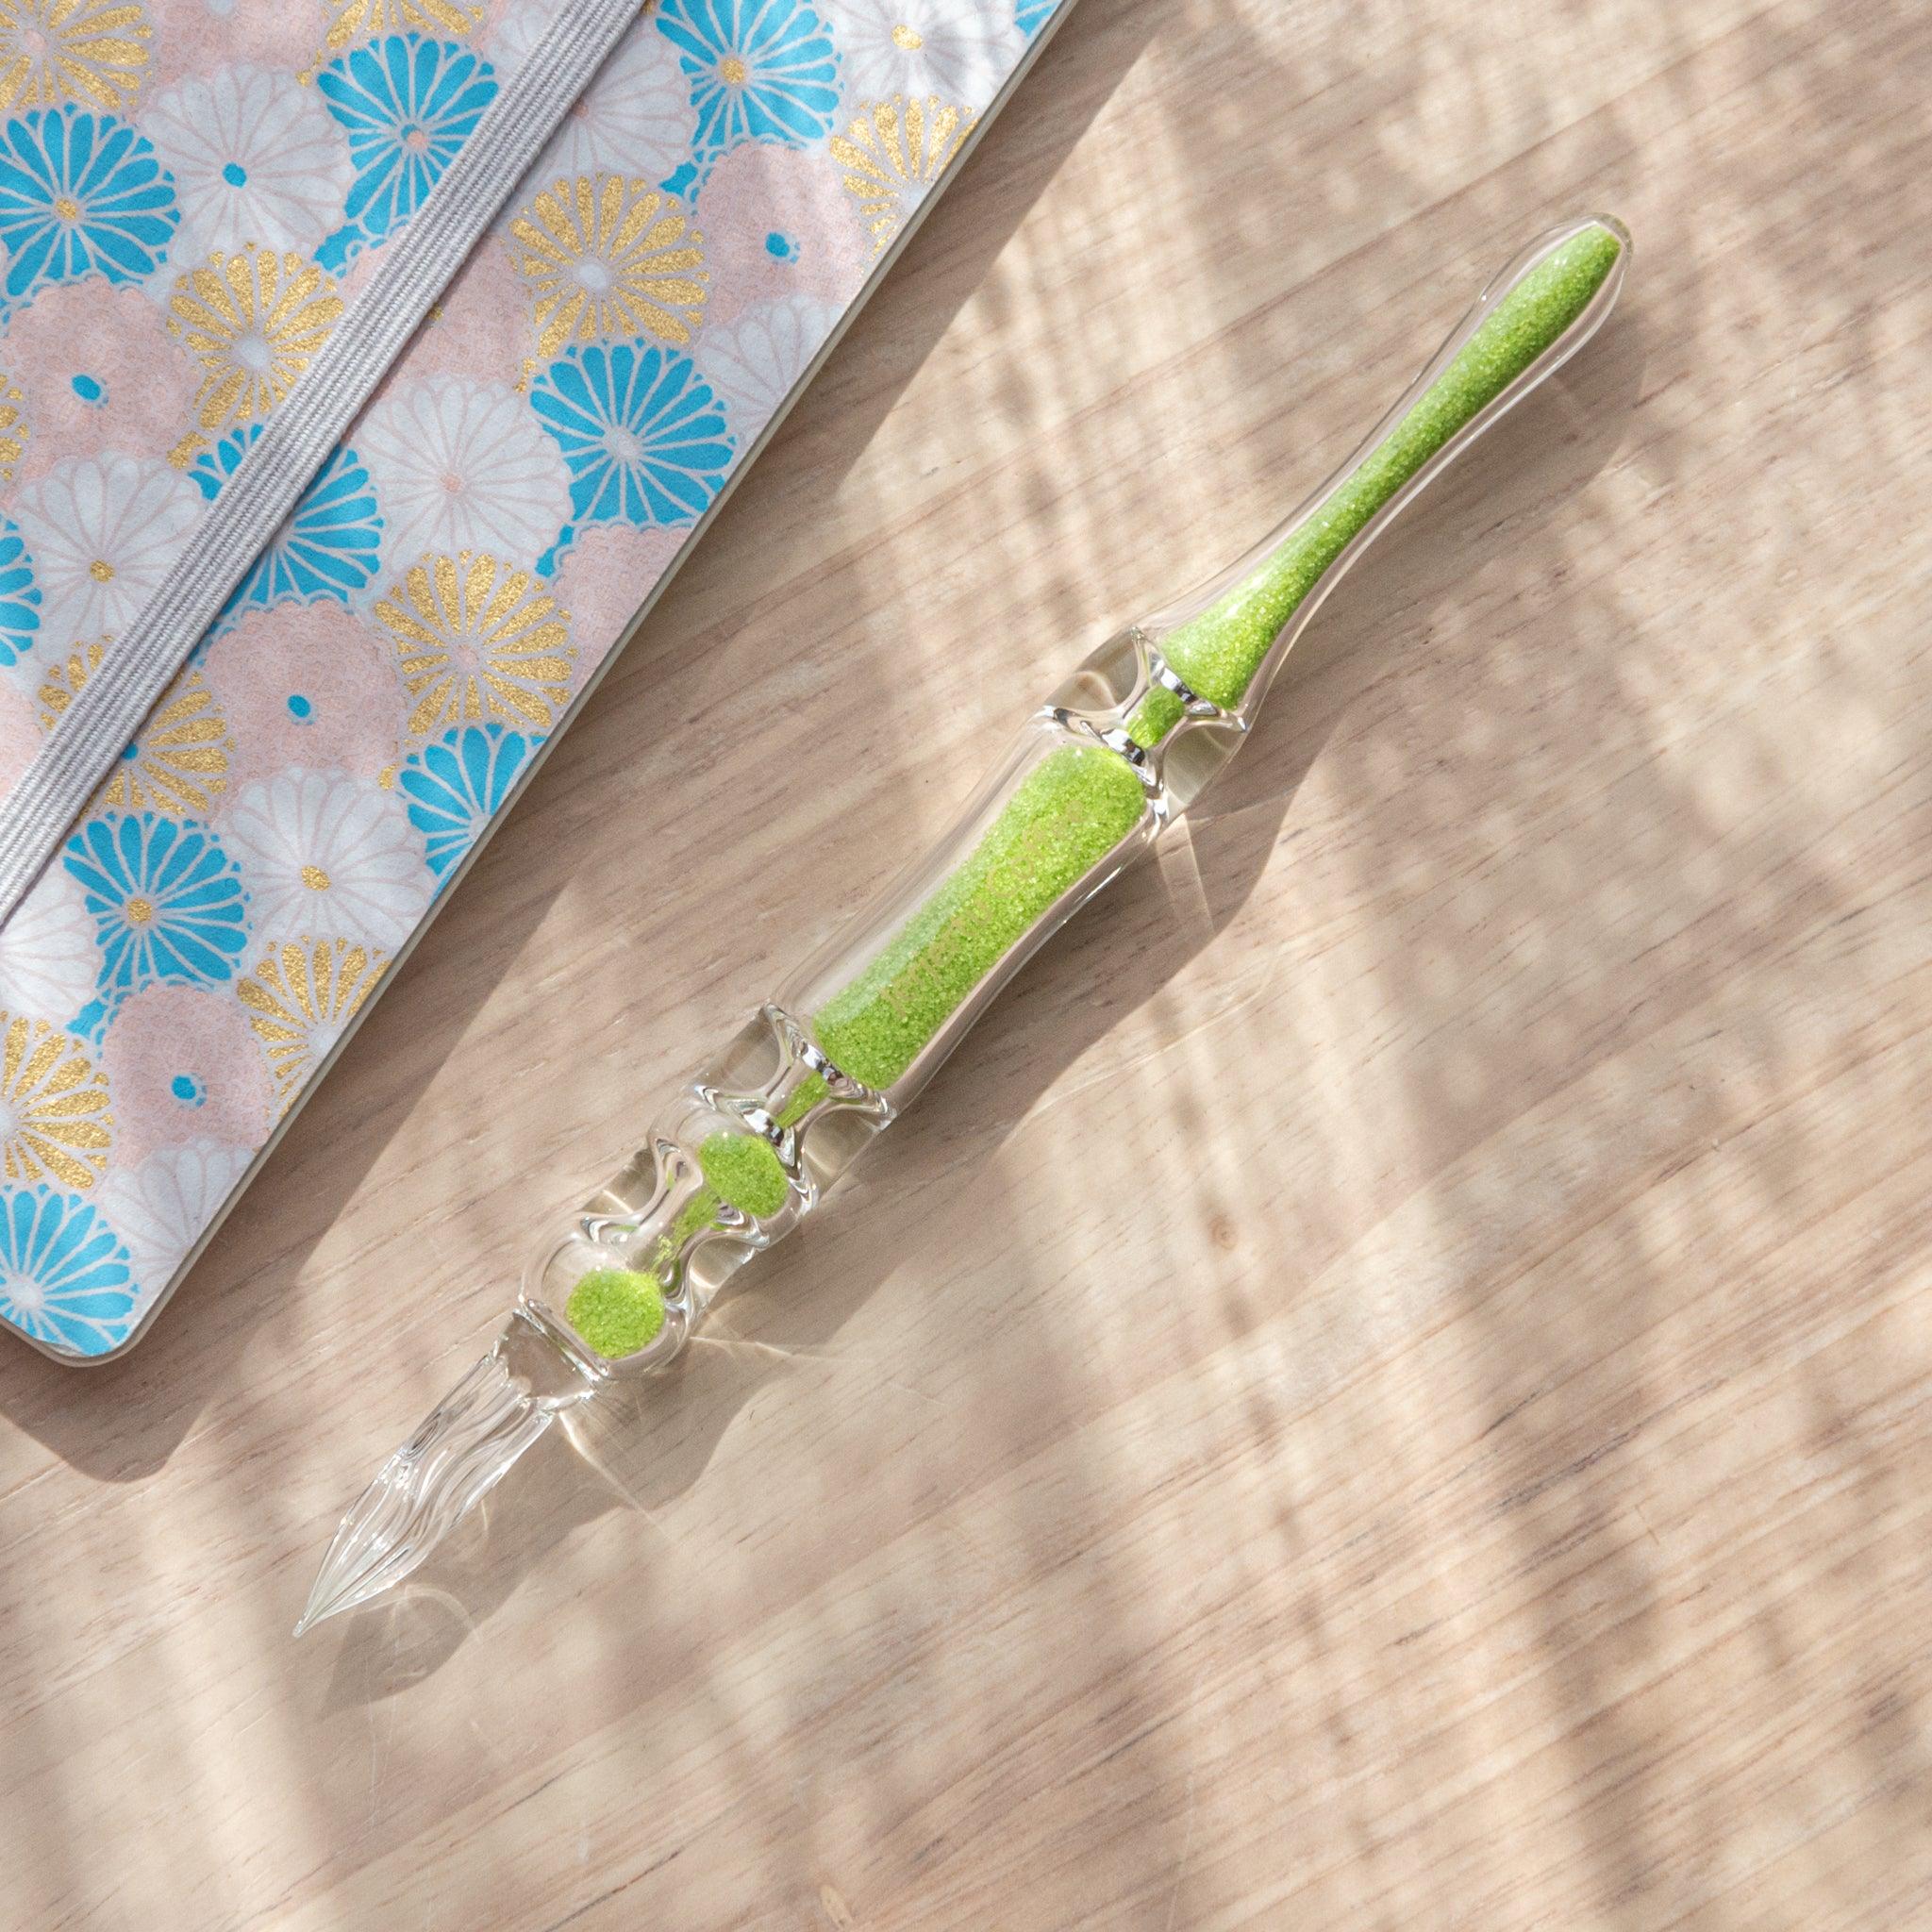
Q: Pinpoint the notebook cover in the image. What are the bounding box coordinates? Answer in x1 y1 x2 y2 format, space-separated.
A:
0 0 1072 1360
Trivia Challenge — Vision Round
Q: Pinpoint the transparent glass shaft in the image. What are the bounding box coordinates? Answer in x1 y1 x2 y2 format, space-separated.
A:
301 215 1628 1635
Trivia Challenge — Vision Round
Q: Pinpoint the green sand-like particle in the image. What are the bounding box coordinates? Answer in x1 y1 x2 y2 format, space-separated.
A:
776 1070 828 1128
671 1186 720 1246
625 1182 725 1290
811 743 1149 1091
1126 684 1185 749
698 1130 791 1219
569 1133 798 1357
566 1267 666 1358
1126 220 1624 738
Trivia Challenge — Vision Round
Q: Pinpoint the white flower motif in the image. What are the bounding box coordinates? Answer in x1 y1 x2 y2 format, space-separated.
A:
821 0 1021 110
357 377 572 574
495 7 696 183
693 292 840 437
97 1141 253 1319
223 770 433 950
144 64 356 260
0 863 98 1026
12 457 203 652
484 0 555 78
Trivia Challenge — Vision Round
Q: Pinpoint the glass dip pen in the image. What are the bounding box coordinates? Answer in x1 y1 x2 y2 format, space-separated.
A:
299 213 1630 1635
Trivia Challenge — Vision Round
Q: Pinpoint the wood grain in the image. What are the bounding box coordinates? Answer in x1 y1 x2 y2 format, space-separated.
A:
6 0 1931 1924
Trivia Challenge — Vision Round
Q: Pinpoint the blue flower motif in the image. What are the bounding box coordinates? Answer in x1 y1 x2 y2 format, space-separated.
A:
656 0 841 157
0 109 178 303
62 815 249 997
0 519 39 668
314 227 358 275
528 342 733 528
399 724 542 879
0 1189 137 1357
315 36 497 265
192 428 383 611
1016 0 1054 36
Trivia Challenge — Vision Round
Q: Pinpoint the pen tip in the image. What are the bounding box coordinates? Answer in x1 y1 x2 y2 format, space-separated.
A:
294 1349 557 1641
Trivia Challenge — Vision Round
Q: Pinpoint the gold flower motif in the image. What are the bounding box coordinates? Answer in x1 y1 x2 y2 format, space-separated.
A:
109 675 230 815
325 0 478 47
0 373 25 483
831 95 974 252
169 248 344 432
35 640 103 729
375 551 575 739
0 0 151 115
37 647 231 814
0 1012 111 1191
237 939 385 1112
508 175 708 358
300 0 482 81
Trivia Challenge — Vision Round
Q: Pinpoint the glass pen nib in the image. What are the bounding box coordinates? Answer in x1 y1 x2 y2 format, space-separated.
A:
296 1341 571 1636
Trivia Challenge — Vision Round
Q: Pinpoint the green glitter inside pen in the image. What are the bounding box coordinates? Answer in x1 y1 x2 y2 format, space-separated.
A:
566 1133 793 1354
811 743 1150 1091
697 1130 791 1220
565 1267 666 1358
776 1072 827 1127
1125 220 1624 741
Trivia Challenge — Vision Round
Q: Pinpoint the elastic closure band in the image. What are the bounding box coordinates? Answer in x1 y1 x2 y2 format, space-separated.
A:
0 0 648 928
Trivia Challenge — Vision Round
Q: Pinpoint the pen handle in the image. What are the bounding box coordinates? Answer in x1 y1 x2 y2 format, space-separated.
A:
1128 213 1629 751
301 214 1627 1633
796 219 1630 1091
539 214 1629 1366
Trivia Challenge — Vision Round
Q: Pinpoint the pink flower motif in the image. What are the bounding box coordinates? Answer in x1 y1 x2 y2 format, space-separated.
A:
200 601 403 796
381 233 532 387
695 143 872 325
334 240 390 308
550 524 685 694
145 1 307 91
100 984 275 1165
3 284 200 480
0 676 38 802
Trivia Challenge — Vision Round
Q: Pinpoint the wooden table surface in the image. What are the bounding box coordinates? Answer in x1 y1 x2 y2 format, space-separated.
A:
6 1 1929 1924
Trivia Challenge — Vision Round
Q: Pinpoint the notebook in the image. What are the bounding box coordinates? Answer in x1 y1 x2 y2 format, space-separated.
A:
0 0 1071 1359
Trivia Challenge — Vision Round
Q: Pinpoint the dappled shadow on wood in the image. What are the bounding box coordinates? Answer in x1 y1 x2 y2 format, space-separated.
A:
16 0 1925 1921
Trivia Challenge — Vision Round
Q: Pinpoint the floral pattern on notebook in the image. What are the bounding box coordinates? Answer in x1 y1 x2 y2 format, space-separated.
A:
0 0 1061 1356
